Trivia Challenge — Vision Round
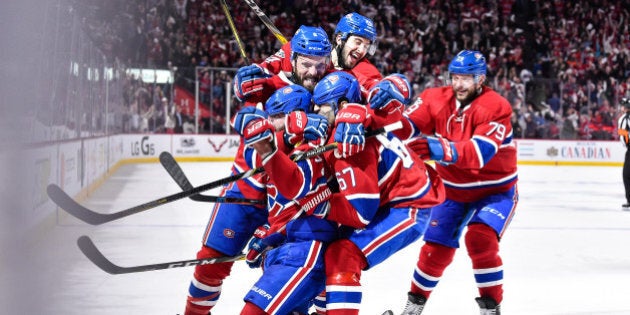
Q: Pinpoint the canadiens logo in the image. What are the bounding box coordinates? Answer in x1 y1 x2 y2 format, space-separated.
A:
430 220 438 227
223 229 235 238
208 138 228 152
328 74 340 84
264 49 284 64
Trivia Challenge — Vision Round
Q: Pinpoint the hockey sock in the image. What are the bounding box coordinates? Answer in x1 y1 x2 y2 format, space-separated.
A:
325 239 367 315
410 241 456 298
465 223 503 304
312 290 327 314
185 246 235 315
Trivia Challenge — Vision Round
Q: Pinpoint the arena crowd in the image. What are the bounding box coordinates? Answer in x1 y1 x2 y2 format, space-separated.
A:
80 0 629 139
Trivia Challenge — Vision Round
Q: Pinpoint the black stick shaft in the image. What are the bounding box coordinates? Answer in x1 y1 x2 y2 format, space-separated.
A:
159 151 265 205
77 236 244 274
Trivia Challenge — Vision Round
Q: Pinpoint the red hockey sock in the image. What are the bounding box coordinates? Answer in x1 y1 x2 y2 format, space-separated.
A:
185 246 235 315
465 224 503 304
410 242 456 298
325 239 367 315
325 239 367 279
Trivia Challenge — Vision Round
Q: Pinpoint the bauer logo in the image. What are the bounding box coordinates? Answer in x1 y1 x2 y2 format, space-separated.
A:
252 285 273 300
338 112 362 120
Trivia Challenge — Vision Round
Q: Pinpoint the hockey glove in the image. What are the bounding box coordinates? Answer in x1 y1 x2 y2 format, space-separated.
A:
334 103 368 158
233 64 272 102
233 107 274 146
284 111 329 146
245 224 270 268
367 73 412 113
405 136 458 164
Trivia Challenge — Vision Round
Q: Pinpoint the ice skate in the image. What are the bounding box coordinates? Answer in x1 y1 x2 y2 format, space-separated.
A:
400 292 426 315
475 297 501 315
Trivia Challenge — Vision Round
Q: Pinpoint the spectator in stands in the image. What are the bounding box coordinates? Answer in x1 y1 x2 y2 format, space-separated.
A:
523 113 537 138
79 0 628 138
511 111 524 138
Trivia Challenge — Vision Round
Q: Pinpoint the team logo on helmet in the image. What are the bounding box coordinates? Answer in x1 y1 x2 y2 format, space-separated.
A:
454 55 465 65
327 74 340 84
282 86 293 94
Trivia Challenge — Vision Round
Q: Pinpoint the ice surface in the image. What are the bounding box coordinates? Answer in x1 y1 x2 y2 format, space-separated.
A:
13 162 630 314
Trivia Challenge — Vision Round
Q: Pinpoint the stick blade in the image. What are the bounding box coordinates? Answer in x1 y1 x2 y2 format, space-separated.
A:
159 151 212 202
47 184 108 225
159 151 195 191
77 236 125 274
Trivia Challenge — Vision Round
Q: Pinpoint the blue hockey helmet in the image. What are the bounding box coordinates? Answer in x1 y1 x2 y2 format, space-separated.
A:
291 25 332 59
448 50 487 76
312 71 362 113
265 84 313 116
335 12 377 42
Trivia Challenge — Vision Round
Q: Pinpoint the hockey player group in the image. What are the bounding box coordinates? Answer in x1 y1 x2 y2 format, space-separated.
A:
183 12 518 315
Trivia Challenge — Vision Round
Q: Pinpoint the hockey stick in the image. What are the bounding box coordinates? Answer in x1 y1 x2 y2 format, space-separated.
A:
220 0 250 63
48 121 402 225
77 235 245 274
158 151 265 205
47 166 265 225
242 0 288 44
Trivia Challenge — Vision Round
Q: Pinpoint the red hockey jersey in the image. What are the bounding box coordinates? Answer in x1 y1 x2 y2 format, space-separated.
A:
324 133 445 228
401 86 518 202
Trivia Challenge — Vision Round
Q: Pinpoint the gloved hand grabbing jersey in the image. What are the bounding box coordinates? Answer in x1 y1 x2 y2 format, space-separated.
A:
232 107 274 146
334 103 368 158
233 64 272 102
245 224 285 268
284 111 329 146
298 183 332 219
405 136 458 164
367 73 412 114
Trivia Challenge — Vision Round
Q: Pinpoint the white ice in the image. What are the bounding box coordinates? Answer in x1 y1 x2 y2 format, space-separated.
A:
13 162 630 314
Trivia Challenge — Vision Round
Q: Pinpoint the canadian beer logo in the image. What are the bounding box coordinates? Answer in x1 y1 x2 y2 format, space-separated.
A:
546 146 558 157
